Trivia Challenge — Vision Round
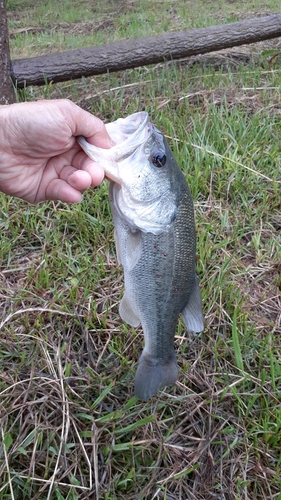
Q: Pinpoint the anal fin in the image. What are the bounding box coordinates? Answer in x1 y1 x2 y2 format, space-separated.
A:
181 274 204 333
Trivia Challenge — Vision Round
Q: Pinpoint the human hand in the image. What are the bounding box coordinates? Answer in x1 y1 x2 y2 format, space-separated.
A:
0 99 113 203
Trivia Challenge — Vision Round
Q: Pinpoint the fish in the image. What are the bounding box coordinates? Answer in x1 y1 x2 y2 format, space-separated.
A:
78 111 204 400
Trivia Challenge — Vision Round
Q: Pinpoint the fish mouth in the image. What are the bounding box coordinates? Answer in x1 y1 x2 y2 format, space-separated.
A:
78 111 152 184
105 111 150 153
104 171 122 184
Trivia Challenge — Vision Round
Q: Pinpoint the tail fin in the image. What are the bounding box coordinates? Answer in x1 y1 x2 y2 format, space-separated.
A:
134 352 178 401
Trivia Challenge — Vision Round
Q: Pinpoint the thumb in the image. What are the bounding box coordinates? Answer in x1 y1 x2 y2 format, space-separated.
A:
61 100 114 149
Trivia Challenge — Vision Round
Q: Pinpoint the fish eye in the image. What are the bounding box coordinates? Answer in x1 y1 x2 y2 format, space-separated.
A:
152 153 166 168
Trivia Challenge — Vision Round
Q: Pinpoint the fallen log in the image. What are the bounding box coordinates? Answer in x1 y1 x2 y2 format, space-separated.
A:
0 0 15 103
11 14 281 88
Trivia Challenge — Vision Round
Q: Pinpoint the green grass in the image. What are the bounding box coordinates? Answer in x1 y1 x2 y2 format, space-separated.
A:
1 0 281 498
7 0 281 57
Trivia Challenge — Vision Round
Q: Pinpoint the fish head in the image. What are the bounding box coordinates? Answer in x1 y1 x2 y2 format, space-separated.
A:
78 112 182 234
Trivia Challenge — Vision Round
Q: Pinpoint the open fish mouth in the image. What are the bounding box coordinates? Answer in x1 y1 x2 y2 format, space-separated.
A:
77 111 152 183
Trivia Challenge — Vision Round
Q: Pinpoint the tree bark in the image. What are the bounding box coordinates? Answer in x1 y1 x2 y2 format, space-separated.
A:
10 14 281 88
0 0 15 103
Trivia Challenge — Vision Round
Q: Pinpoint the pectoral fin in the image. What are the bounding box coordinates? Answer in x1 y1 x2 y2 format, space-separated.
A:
114 228 122 265
126 229 142 272
181 275 204 333
113 226 142 270
119 293 141 327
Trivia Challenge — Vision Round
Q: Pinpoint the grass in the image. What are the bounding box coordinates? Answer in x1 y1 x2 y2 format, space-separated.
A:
1 0 281 498
7 0 281 57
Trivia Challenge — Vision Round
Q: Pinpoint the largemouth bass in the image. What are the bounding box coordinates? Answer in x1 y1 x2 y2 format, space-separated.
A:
78 112 204 400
